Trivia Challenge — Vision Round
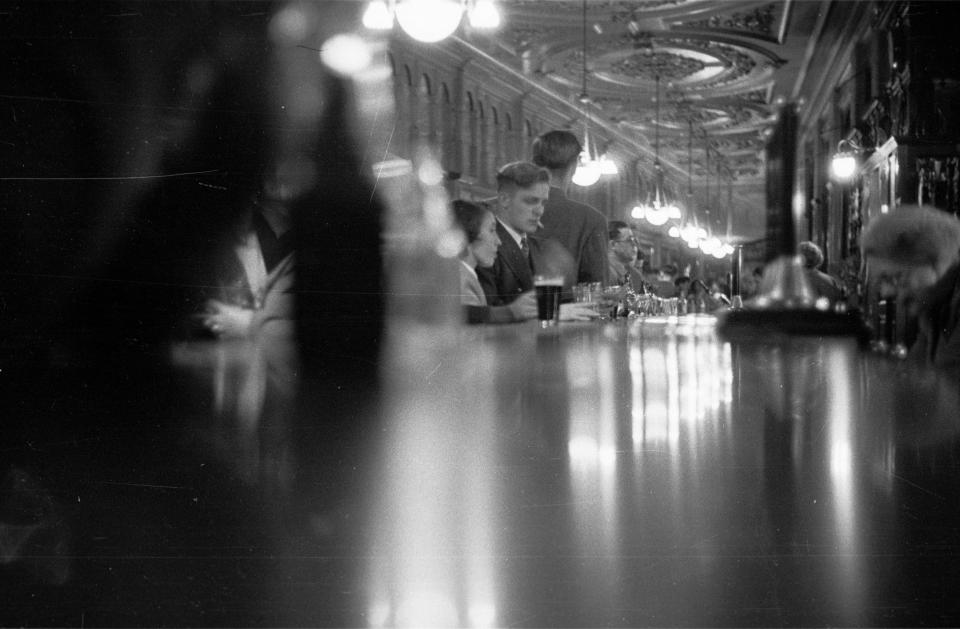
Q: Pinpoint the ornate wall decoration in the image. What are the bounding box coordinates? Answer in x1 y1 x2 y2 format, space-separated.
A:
683 4 777 37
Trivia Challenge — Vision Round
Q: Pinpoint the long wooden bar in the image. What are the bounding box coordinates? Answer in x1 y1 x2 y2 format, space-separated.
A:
5 317 960 625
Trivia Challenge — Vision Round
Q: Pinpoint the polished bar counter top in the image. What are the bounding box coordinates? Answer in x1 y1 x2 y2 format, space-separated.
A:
4 316 960 626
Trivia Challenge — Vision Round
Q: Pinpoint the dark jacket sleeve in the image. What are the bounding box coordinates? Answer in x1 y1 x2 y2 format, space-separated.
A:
579 214 610 285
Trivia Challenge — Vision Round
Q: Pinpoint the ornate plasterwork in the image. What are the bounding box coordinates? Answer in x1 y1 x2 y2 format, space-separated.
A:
683 4 777 37
609 51 705 81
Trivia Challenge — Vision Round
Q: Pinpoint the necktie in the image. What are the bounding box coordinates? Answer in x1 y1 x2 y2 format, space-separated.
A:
520 236 529 259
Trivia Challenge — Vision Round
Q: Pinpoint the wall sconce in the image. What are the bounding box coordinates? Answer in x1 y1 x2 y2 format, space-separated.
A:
831 138 862 180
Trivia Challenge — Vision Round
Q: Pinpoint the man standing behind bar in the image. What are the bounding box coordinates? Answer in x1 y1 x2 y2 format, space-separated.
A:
477 161 574 305
532 130 609 286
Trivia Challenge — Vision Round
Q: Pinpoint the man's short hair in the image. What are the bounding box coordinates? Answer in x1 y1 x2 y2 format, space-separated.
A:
496 161 550 193
660 263 678 277
532 130 582 171
797 241 824 269
861 204 960 268
451 199 491 244
608 220 630 241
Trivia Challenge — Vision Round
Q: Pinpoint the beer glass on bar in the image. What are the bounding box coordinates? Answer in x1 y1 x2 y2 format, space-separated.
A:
534 275 563 327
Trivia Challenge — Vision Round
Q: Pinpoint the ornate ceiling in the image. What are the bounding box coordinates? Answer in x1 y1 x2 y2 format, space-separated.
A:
486 0 824 240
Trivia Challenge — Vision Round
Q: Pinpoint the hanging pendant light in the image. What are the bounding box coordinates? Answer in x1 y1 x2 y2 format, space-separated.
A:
572 127 602 186
641 74 679 226
573 0 602 187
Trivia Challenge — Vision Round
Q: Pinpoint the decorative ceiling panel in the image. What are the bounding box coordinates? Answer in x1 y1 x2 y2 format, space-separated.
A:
488 0 821 240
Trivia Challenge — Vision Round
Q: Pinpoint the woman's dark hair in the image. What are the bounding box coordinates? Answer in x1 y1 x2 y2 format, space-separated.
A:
452 199 492 244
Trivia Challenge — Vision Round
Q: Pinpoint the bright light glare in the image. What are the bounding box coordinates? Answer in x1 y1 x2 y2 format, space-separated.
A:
700 236 721 256
631 205 645 219
667 204 681 219
831 153 857 179
320 34 372 76
668 225 680 238
568 435 599 463
395 591 458 627
468 603 497 628
418 158 444 186
598 154 619 175
396 0 463 43
468 0 501 28
362 0 394 30
436 229 466 259
645 206 669 226
572 156 602 186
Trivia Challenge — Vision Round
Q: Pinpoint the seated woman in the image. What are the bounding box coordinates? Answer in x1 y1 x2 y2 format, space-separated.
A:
861 204 960 368
453 199 536 324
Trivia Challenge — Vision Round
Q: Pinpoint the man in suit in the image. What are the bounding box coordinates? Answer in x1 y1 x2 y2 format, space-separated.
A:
477 161 574 306
532 130 609 286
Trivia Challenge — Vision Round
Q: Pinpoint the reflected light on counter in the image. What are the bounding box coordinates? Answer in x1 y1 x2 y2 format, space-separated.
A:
629 345 645 446
467 603 497 628
320 34 373 77
395 591 458 627
568 435 599 464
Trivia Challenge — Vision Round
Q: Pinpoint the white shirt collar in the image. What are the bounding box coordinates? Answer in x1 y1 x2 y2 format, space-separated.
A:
497 218 525 248
459 259 478 280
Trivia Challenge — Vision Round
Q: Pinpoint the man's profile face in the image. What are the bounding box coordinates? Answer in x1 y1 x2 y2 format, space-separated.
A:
499 182 549 235
611 227 639 263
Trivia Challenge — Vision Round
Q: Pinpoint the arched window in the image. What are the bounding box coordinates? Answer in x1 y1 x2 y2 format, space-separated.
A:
467 91 478 177
478 101 488 182
440 82 453 169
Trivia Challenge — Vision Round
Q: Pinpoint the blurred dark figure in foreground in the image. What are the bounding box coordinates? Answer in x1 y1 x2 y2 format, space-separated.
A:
2 2 383 624
862 205 960 368
798 240 842 302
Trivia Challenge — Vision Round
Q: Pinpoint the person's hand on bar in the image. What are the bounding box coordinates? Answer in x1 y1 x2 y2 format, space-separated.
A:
508 291 538 321
559 302 599 321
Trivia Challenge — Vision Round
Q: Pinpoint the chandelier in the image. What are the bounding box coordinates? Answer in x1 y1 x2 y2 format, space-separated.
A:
362 0 501 43
631 74 680 225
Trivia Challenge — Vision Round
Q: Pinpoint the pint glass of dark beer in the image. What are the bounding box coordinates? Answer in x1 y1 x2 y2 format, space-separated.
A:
534 274 563 327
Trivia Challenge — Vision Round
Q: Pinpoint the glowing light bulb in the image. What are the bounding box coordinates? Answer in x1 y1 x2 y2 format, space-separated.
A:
832 153 857 180
598 154 619 175
362 0 394 30
468 0 501 28
645 207 669 226
668 225 680 238
631 205 645 219
572 153 601 186
395 0 463 43
320 34 373 76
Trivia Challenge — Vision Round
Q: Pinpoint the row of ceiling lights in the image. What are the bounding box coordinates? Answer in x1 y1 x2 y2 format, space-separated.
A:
361 0 735 257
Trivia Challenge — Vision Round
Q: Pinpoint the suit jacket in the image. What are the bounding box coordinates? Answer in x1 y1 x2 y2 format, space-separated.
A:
477 221 574 306
538 186 609 285
459 260 487 306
